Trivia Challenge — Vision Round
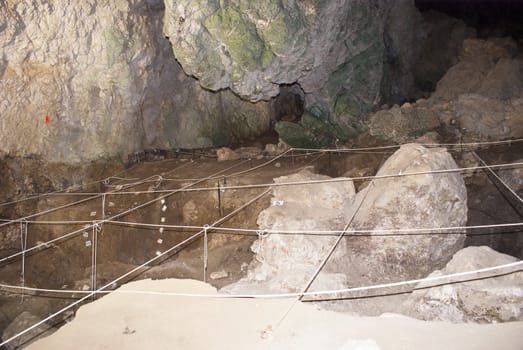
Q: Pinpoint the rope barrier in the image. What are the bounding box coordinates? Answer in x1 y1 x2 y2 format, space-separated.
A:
470 151 523 204
0 161 142 208
103 220 523 236
0 188 271 348
1 138 520 208
292 138 523 153
8 160 519 199
0 260 520 300
0 173 167 229
203 224 209 283
0 138 521 347
19 219 28 303
0 161 247 265
14 220 521 236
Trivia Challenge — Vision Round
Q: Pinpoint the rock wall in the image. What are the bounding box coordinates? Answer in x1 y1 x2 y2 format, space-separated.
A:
164 0 425 146
0 0 271 162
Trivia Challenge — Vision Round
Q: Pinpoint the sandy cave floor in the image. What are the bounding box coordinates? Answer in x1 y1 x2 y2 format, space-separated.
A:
26 278 523 350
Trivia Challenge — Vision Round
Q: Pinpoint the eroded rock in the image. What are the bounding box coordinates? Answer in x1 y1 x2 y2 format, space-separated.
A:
345 144 468 284
222 168 355 294
369 37 523 143
411 246 523 323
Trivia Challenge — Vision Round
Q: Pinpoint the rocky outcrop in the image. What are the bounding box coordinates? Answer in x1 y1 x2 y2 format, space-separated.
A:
411 246 523 323
164 0 426 146
165 1 383 101
0 1 271 162
369 37 523 143
345 144 467 284
367 100 439 143
224 144 467 295
432 38 522 102
222 168 356 294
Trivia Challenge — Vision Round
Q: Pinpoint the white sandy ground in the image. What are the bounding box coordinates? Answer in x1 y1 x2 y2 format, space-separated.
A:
26 279 523 350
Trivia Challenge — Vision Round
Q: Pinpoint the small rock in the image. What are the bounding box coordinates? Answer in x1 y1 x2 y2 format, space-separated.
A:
210 270 229 280
216 147 240 161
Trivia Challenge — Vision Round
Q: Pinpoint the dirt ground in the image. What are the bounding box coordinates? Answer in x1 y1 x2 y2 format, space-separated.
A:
1 140 522 348
26 279 523 350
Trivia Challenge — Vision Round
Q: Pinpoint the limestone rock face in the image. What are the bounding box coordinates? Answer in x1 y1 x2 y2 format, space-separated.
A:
164 1 384 101
164 0 425 141
411 246 523 323
0 1 271 162
0 1 162 161
222 168 356 294
346 144 467 284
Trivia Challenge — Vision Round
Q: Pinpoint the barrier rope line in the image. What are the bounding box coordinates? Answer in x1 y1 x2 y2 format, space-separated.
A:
0 173 166 229
103 219 523 237
0 159 144 208
0 138 520 208
0 260 520 300
19 219 28 303
203 224 209 283
471 151 523 204
292 137 523 153
0 188 271 348
0 161 247 265
22 160 521 198
272 181 375 335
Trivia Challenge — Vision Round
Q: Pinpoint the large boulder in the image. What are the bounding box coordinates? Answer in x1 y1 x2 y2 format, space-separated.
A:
410 246 523 323
345 144 468 284
449 94 523 142
222 168 356 294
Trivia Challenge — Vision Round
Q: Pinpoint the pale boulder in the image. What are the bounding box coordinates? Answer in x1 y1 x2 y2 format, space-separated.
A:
345 143 468 284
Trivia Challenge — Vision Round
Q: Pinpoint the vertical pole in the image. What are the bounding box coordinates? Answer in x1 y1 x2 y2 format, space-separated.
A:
19 220 28 303
91 223 99 301
217 181 222 217
203 225 209 283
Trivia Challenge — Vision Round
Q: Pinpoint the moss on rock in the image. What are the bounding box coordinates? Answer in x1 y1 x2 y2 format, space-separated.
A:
204 4 266 72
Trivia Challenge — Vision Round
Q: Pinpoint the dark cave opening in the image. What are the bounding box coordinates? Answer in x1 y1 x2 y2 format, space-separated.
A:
270 83 305 124
415 0 523 39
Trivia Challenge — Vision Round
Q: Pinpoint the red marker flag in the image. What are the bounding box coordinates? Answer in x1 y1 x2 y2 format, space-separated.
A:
44 115 50 123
